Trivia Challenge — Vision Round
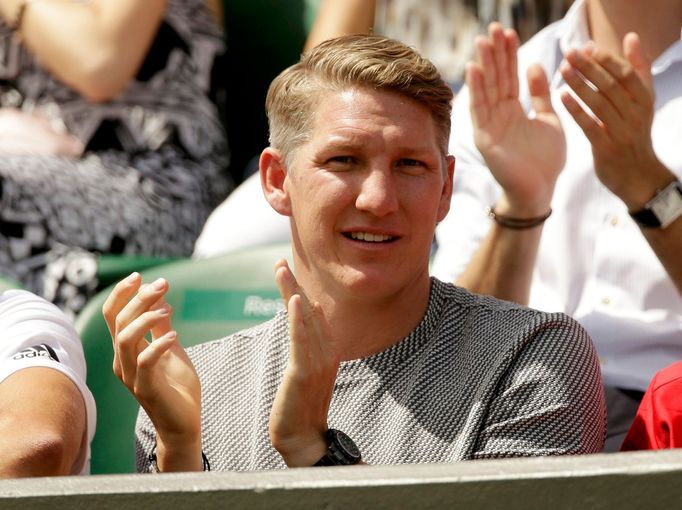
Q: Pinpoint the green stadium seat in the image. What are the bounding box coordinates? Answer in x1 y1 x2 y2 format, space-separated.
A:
0 275 23 292
96 254 180 290
76 243 292 474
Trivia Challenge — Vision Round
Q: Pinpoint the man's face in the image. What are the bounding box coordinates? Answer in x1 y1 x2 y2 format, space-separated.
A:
280 87 453 301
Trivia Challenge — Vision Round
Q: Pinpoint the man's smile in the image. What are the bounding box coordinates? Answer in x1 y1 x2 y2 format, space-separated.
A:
345 232 397 243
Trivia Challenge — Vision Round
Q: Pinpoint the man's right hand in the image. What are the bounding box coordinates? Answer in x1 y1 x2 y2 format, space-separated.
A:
467 23 565 216
102 273 203 472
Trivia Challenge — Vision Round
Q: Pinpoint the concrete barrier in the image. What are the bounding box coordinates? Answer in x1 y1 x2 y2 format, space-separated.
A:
1 450 682 509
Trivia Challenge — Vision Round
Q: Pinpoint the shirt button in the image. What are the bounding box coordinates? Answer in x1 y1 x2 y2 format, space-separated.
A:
610 216 619 226
602 296 611 305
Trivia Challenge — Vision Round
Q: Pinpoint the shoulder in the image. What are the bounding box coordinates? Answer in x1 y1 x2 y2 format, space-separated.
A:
647 361 682 393
434 279 595 361
436 279 580 332
0 290 82 363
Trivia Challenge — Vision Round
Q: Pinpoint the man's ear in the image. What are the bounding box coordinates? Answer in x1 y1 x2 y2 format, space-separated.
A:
260 147 292 216
437 155 455 222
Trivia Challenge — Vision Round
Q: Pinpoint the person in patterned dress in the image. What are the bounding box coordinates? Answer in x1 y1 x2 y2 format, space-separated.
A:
0 0 232 318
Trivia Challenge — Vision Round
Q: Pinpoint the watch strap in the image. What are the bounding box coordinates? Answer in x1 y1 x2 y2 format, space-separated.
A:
313 429 361 466
629 206 660 228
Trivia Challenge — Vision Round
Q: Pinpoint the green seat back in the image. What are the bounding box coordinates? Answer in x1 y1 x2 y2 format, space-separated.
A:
96 254 180 290
76 243 292 474
0 275 23 292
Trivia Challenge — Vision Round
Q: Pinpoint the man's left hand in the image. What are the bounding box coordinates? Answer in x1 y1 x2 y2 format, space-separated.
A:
268 259 340 467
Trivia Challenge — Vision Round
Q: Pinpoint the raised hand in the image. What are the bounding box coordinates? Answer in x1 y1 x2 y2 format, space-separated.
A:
560 33 671 209
102 273 203 471
268 259 340 467
468 23 565 215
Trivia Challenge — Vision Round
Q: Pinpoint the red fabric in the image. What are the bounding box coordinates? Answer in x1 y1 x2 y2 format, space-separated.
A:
621 361 682 451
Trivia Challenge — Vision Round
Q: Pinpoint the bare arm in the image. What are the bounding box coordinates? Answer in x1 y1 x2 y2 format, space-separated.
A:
304 0 376 52
455 24 565 304
0 368 86 477
0 0 169 102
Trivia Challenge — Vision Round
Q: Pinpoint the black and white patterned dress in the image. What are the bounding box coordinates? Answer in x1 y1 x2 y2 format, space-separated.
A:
0 0 232 317
136 278 606 471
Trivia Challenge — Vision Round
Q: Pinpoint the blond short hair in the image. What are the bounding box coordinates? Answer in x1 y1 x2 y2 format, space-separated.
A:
266 34 453 163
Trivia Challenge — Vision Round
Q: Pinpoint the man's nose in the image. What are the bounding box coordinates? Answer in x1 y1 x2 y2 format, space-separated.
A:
355 168 399 217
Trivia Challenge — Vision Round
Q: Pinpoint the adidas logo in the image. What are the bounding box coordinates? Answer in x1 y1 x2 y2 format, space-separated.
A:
12 344 60 363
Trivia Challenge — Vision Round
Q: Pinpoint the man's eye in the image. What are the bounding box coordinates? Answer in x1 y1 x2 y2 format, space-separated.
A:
398 159 425 167
328 156 356 165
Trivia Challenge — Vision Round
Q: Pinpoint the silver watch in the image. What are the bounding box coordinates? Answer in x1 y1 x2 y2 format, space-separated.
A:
629 180 682 229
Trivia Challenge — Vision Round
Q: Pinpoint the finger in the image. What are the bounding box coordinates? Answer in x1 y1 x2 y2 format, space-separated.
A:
116 306 171 386
466 62 490 129
149 297 173 340
560 90 609 147
565 48 630 118
287 294 313 373
475 34 498 105
135 331 178 397
275 259 313 312
505 28 520 98
102 272 141 339
490 22 509 99
527 64 554 115
310 301 336 361
275 259 298 303
590 38 652 106
559 57 625 138
115 277 169 336
622 32 654 100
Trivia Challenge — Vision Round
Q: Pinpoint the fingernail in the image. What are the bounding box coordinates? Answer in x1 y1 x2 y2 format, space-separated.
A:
152 278 165 291
125 272 139 284
158 305 170 316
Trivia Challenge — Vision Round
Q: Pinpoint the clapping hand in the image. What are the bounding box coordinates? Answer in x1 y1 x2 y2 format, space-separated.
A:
559 33 669 209
103 273 203 471
268 259 340 467
468 23 566 215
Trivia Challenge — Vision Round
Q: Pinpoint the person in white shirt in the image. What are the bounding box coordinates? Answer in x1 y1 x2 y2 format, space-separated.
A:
431 0 682 451
0 290 96 476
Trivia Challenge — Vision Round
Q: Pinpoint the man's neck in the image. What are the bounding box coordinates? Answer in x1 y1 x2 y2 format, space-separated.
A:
296 268 433 362
587 0 682 60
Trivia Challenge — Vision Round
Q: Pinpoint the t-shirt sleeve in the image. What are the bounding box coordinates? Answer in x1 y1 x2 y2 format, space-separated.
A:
621 362 682 451
0 290 97 474
135 406 157 472
471 313 606 458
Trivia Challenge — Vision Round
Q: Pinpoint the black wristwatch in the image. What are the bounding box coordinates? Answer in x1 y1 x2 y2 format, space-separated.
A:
313 429 362 466
629 180 682 229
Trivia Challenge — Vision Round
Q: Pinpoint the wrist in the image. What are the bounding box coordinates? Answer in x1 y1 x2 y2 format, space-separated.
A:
495 193 552 220
272 431 328 467
616 160 677 212
155 434 203 472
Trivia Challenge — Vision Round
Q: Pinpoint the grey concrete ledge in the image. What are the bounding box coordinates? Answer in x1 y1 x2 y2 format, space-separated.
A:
2 450 682 509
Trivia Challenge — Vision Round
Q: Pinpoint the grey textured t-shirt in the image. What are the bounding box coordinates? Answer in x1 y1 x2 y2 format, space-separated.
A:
136 278 606 471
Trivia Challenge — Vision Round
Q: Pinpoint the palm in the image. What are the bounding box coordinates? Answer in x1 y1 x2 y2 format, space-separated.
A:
467 26 566 210
136 342 201 437
475 97 565 204
268 260 340 466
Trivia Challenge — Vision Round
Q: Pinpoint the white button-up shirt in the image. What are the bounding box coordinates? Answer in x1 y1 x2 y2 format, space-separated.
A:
433 0 682 391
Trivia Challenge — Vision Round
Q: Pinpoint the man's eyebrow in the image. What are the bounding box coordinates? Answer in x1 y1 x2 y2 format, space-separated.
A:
318 138 363 152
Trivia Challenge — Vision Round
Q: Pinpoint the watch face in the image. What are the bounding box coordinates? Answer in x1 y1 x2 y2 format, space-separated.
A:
650 181 682 229
336 430 361 458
